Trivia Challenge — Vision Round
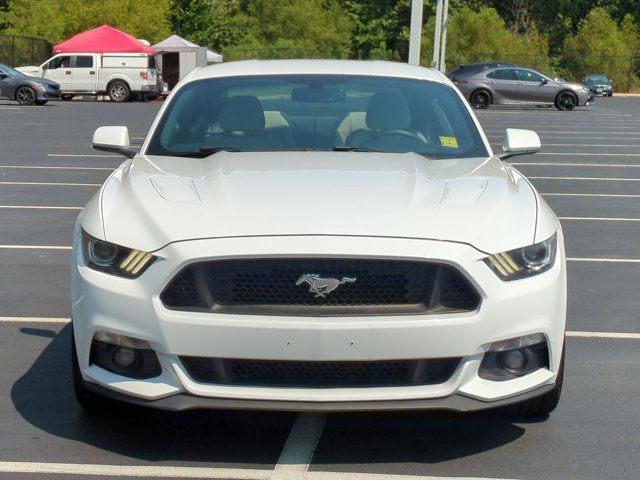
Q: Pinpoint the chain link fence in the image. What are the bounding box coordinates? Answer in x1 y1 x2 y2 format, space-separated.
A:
222 47 402 62
0 34 52 67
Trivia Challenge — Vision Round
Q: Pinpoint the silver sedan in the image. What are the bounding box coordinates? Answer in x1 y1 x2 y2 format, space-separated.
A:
454 66 593 111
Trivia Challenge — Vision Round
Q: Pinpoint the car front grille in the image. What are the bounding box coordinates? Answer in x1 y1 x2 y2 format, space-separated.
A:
180 357 462 388
161 258 480 316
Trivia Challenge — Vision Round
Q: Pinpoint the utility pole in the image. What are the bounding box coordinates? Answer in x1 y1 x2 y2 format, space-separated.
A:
409 0 449 70
432 0 443 69
408 0 424 66
438 0 449 72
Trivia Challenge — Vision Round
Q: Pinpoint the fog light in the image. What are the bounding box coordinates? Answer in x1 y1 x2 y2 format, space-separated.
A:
112 346 137 370
479 333 549 381
90 331 161 379
502 349 527 373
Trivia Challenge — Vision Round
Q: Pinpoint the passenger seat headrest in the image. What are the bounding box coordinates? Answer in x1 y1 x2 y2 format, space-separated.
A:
366 92 411 130
220 96 265 132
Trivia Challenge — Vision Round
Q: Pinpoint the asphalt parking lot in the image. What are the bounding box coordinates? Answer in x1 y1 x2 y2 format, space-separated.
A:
0 97 639 480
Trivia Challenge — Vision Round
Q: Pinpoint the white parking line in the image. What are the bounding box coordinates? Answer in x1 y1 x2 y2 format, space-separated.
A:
0 165 113 171
485 130 640 135
538 144 640 148
529 176 640 181
0 462 519 480
0 245 71 250
0 205 82 210
567 257 640 264
567 331 640 339
513 162 640 168
560 216 640 222
0 317 70 323
537 152 640 157
0 181 101 187
47 153 120 158
275 413 326 473
542 193 640 199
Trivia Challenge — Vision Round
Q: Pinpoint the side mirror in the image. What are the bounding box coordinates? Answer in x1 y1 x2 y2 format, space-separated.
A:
541 79 548 85
92 126 138 158
499 128 541 160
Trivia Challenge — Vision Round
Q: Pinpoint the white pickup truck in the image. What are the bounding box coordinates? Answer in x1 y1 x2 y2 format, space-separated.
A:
17 52 160 102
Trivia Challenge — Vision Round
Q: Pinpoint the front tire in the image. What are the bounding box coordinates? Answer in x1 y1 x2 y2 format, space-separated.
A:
108 80 130 103
555 91 577 111
504 343 565 418
16 86 36 105
470 90 491 109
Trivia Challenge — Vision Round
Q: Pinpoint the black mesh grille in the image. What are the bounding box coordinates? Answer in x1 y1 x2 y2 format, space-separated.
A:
161 258 480 316
180 357 461 388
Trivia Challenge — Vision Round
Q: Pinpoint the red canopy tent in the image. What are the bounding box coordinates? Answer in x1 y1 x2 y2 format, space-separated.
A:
53 25 156 55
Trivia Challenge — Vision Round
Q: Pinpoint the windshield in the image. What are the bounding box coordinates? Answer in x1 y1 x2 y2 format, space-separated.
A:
146 74 489 159
0 64 24 77
586 75 609 83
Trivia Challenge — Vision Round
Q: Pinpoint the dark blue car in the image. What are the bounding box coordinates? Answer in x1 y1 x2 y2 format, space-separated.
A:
0 63 61 105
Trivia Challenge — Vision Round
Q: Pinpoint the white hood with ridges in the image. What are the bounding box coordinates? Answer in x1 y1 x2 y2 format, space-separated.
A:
97 152 538 254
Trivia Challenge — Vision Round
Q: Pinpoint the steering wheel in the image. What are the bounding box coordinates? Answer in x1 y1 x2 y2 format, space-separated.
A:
369 129 426 145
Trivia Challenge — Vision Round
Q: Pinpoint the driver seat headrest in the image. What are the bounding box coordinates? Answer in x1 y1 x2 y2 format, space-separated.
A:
220 95 265 132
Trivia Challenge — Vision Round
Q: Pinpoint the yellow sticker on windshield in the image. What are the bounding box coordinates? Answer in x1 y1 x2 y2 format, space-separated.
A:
440 136 459 148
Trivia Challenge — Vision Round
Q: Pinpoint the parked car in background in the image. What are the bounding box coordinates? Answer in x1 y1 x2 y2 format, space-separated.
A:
447 62 515 82
453 66 593 110
584 74 613 97
72 60 566 418
17 53 160 102
0 63 60 105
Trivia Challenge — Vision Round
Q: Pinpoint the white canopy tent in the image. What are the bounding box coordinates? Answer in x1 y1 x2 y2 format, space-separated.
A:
152 34 223 90
154 35 223 63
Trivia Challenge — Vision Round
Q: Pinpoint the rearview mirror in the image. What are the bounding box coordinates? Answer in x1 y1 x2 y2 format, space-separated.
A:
92 126 138 158
292 87 345 103
499 128 541 160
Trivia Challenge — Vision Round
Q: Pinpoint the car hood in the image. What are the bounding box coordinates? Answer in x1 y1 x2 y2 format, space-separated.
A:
97 152 538 254
15 66 40 77
25 75 58 87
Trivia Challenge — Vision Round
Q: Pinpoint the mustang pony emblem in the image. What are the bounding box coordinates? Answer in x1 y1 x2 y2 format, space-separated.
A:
295 274 356 298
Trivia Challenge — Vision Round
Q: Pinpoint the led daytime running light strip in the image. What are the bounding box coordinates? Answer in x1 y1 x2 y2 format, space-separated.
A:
487 252 523 277
119 250 154 275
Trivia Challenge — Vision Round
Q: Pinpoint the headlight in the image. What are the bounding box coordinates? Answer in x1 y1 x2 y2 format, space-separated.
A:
81 230 155 278
484 234 557 280
33 82 48 88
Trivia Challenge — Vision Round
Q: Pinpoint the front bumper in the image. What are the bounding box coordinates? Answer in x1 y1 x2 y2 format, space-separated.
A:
37 86 61 100
71 234 567 411
589 86 612 96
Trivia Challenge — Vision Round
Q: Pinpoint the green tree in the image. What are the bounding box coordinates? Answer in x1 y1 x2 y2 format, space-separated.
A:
421 6 551 74
562 7 638 90
1 0 171 43
170 0 248 50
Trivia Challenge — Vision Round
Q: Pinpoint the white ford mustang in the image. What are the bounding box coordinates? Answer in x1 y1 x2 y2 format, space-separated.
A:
71 60 566 417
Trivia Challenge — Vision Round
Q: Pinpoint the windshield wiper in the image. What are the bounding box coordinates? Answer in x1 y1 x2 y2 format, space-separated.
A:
164 146 242 158
332 146 388 153
333 145 438 159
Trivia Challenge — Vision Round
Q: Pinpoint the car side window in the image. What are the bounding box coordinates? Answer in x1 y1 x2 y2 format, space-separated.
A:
75 56 93 68
517 69 544 83
46 56 71 70
487 69 518 81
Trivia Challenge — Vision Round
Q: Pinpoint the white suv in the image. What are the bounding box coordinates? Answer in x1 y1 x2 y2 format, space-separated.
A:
71 60 566 417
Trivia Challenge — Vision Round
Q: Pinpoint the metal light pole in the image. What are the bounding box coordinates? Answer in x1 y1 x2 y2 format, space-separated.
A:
409 0 449 70
408 0 424 66
432 0 443 69
438 0 449 72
